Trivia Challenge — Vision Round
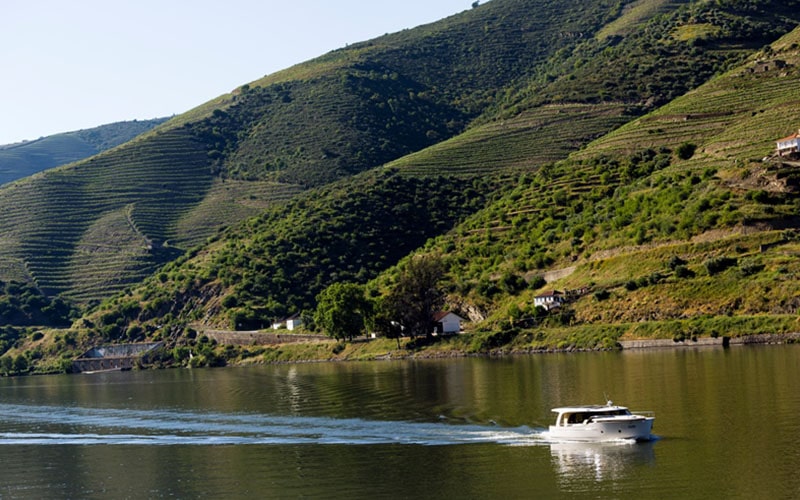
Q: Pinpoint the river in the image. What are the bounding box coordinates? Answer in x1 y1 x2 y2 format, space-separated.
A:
0 345 798 498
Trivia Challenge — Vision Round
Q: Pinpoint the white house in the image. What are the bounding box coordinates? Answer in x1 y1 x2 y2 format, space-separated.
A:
776 129 800 155
286 314 302 331
534 290 565 311
273 314 302 331
433 311 465 335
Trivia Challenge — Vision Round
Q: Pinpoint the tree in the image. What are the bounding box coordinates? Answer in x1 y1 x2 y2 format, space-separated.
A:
676 142 696 160
11 354 28 374
314 283 371 341
369 296 404 348
385 254 445 340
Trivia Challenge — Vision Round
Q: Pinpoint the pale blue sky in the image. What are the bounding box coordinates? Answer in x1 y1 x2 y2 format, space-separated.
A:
0 0 482 145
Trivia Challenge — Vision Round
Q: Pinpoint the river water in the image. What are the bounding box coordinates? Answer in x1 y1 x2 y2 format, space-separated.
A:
0 345 798 498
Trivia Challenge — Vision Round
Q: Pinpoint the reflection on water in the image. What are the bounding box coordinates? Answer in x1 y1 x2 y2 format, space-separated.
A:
550 441 656 483
0 348 797 498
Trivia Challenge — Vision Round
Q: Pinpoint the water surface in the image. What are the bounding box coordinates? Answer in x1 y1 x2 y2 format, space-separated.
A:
0 345 797 498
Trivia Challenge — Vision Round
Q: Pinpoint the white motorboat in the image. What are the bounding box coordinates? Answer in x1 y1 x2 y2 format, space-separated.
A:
548 401 654 441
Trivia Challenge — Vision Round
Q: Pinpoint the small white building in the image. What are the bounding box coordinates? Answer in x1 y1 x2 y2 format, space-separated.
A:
272 314 302 331
433 311 465 335
776 129 800 155
286 314 302 331
534 291 565 311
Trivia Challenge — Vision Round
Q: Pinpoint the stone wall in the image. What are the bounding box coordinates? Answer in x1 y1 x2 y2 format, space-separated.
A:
619 337 725 349
73 342 162 373
203 330 329 346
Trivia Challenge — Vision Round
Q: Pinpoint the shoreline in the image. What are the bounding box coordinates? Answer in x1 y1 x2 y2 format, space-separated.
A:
617 332 800 350
221 330 800 369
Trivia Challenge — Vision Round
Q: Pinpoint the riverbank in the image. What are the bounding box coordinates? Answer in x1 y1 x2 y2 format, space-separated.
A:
216 326 800 368
10 314 800 375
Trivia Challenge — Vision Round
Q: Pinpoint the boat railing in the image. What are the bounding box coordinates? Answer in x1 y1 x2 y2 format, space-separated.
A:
632 410 655 418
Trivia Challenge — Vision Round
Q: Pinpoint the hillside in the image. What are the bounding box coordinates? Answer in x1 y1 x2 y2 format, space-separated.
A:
70 3 800 339
0 118 167 185
0 0 629 308
5 0 800 372
420 26 800 345
388 0 800 175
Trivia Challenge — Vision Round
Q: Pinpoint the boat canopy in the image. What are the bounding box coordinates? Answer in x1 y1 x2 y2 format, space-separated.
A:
551 405 632 426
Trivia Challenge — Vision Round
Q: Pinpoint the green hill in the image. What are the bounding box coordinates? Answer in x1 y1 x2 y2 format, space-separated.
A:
419 27 800 347
5 0 800 371
78 3 800 333
0 118 167 185
0 0 636 307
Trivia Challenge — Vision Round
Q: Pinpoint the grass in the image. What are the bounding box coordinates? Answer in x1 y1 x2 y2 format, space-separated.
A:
596 0 687 40
0 118 166 186
388 104 631 177
580 31 800 161
0 128 215 303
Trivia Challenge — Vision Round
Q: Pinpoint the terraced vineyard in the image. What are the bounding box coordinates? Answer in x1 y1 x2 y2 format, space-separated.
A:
0 135 96 185
174 179 304 249
0 118 167 186
0 128 215 303
581 30 800 163
389 104 631 177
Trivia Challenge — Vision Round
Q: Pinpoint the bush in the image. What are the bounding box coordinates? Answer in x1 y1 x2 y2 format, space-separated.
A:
667 255 687 270
746 190 769 203
676 142 697 160
594 289 610 301
703 256 737 276
528 275 547 290
221 294 238 309
499 272 526 294
739 259 764 277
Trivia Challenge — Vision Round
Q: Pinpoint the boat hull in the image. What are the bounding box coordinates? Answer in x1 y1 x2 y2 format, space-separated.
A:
548 417 654 442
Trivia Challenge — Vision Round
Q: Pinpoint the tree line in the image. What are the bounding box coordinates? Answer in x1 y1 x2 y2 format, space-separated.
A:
314 254 446 344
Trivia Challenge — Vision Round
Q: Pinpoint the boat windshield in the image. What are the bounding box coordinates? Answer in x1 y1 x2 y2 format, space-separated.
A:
563 409 630 424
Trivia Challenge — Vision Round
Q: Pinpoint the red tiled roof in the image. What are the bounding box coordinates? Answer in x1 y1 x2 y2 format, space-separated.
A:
433 311 463 321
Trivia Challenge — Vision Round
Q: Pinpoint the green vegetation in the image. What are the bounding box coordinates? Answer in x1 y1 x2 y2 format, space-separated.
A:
81 169 504 342
0 118 167 185
0 0 640 309
5 0 800 373
314 283 372 341
0 281 76 327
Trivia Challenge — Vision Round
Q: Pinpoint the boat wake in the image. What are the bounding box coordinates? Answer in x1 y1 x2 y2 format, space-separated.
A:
0 403 552 446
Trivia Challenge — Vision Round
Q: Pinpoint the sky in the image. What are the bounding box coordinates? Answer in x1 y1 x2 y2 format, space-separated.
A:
0 0 482 145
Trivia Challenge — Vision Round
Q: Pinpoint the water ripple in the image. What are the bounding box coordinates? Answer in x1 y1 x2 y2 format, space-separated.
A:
0 403 546 446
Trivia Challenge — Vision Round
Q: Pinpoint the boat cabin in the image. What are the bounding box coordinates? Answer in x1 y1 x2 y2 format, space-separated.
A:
552 405 632 426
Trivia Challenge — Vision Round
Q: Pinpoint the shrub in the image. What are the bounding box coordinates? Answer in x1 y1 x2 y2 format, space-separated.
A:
667 255 687 270
593 289 610 301
739 259 765 277
746 190 769 203
221 294 238 309
703 256 737 276
676 142 696 160
528 275 547 290
499 272 526 294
